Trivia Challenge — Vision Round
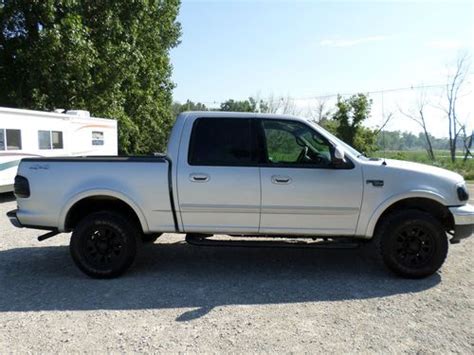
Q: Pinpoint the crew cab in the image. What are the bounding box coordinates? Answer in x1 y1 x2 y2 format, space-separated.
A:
7 112 474 278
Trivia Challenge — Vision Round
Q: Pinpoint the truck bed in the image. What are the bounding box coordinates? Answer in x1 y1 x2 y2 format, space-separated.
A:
15 155 177 233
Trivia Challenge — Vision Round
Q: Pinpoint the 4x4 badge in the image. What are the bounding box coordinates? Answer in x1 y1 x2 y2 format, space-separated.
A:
366 179 384 187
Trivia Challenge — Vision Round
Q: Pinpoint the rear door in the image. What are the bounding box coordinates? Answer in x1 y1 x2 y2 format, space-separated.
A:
257 118 363 236
176 116 261 234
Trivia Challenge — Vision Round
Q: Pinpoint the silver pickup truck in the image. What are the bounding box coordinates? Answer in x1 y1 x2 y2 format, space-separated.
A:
7 112 474 278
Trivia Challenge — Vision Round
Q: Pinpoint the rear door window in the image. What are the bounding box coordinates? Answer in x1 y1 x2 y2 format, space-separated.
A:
188 117 256 166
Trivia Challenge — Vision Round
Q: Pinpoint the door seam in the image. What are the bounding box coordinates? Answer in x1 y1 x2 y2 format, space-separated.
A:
258 167 263 233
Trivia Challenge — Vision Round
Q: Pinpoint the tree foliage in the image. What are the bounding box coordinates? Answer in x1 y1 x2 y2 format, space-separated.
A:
220 97 259 112
172 99 208 117
332 94 372 149
0 0 181 154
376 131 452 151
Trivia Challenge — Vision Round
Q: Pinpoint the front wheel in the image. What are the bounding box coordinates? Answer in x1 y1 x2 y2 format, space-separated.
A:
70 211 138 278
375 209 448 278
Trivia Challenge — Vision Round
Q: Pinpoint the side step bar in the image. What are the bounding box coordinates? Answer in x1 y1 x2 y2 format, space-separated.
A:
38 230 60 241
185 234 361 249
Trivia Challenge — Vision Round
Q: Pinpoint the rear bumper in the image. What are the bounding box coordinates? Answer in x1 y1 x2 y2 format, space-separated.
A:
449 204 474 243
0 184 13 193
7 209 23 228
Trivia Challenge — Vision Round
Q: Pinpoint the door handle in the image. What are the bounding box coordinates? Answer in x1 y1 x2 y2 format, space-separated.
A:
189 173 210 183
271 175 292 184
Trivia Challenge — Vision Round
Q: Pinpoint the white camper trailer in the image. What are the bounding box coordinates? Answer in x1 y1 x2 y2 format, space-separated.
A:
0 107 117 192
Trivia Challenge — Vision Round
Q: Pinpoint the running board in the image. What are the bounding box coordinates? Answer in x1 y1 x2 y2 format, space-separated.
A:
185 234 361 249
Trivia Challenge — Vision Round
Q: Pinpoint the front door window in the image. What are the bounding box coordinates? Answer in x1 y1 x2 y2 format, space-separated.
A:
261 120 332 168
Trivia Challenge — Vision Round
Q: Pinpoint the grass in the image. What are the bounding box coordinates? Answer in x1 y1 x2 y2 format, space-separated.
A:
374 150 474 181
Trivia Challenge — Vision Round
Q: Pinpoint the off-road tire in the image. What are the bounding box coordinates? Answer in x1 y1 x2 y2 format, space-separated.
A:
374 209 448 278
70 211 138 278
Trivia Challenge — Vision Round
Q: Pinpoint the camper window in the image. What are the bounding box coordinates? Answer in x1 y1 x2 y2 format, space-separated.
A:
0 129 4 150
38 131 50 149
38 130 63 150
52 131 63 149
92 131 104 146
0 129 22 150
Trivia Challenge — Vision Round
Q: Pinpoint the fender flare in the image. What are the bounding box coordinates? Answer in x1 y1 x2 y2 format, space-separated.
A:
364 190 447 237
58 188 149 233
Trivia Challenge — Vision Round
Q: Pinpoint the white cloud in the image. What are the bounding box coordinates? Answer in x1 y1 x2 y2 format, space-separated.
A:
319 35 389 47
426 39 472 50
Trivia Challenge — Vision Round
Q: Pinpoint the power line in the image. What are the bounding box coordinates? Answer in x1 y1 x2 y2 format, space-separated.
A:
292 83 447 101
187 83 450 106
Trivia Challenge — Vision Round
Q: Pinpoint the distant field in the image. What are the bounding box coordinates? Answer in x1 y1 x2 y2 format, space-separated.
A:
373 150 474 181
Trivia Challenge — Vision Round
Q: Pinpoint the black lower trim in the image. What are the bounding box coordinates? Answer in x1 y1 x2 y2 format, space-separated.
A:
185 234 361 249
6 209 17 218
7 209 22 228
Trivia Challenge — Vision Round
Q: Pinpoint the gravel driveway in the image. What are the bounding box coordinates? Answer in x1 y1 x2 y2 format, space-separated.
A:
0 187 473 353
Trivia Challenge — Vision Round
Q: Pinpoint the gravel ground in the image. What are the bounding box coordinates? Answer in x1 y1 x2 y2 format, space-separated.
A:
0 188 473 353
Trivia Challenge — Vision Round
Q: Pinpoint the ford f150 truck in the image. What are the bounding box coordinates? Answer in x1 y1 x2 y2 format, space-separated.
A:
7 112 474 278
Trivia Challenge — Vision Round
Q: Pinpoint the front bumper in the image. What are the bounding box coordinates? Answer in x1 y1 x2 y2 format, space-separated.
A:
7 209 22 228
449 204 474 243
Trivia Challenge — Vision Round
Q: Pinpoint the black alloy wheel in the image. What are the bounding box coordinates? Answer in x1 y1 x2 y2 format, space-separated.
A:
375 209 448 278
70 211 138 278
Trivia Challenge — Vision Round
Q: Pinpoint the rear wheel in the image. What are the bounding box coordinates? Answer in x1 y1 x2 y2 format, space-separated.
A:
70 211 138 278
375 209 448 278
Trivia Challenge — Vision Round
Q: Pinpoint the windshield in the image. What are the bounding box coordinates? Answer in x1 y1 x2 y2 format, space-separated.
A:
305 119 364 158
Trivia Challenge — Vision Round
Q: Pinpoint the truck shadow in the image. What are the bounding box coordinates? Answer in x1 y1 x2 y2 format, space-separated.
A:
0 242 441 320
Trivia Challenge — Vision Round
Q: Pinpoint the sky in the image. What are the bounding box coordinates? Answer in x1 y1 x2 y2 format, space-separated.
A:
170 0 474 137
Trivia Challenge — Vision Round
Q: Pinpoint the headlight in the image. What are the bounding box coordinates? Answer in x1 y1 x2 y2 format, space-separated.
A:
457 184 469 202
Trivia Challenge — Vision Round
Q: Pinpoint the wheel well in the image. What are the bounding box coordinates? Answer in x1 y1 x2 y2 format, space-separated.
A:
65 196 143 233
375 197 454 233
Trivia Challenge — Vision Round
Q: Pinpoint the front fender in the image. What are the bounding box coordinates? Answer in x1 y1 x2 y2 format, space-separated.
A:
57 188 149 233
363 190 447 238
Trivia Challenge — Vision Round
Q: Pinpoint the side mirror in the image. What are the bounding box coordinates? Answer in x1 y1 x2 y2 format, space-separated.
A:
333 145 346 163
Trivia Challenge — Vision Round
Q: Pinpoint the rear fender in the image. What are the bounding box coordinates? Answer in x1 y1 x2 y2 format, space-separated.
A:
58 189 149 233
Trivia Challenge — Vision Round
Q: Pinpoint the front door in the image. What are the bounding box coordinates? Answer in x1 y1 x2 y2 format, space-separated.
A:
177 116 260 234
258 118 363 236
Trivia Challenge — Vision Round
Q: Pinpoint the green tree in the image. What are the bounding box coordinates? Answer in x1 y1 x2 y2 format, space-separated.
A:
220 97 258 112
354 126 378 154
319 117 338 136
172 99 208 117
332 93 376 153
0 0 181 154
